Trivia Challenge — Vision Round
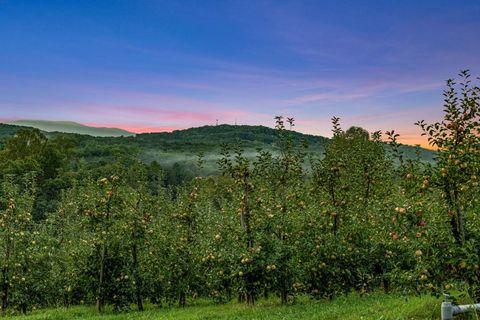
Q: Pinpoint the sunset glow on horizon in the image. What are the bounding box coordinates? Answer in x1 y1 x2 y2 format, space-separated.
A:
1 1 479 148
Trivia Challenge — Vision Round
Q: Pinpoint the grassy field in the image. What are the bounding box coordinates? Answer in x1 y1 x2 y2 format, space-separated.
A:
9 293 445 320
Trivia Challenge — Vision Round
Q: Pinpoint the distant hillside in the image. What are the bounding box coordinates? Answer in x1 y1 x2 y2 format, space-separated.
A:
136 124 329 149
0 122 436 175
134 125 436 171
5 120 135 137
138 124 432 156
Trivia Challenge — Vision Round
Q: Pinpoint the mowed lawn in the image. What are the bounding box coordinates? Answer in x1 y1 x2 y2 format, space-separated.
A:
10 293 443 320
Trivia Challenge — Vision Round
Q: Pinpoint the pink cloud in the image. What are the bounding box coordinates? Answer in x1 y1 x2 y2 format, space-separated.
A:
0 116 15 123
110 106 215 122
72 104 269 124
288 77 443 105
84 122 184 133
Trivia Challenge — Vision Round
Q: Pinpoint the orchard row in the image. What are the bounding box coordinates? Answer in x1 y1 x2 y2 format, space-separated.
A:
0 71 479 315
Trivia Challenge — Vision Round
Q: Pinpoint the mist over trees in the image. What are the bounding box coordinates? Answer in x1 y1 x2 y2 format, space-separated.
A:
0 71 479 315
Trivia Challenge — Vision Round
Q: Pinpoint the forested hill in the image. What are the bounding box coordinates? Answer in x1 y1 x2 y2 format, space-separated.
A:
0 122 435 174
135 124 329 149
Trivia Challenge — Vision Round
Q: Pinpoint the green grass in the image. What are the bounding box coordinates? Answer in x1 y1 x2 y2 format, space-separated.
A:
10 293 442 320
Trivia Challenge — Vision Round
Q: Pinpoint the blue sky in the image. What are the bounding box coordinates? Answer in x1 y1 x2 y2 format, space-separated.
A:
1 0 479 145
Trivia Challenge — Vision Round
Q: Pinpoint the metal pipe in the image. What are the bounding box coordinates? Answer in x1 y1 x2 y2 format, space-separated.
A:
452 303 480 315
441 301 480 319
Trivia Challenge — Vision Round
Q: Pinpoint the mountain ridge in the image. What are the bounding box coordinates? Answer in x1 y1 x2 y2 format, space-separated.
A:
5 120 135 137
0 121 436 172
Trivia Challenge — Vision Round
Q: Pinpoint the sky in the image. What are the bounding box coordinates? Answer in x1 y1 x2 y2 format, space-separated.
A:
1 0 479 146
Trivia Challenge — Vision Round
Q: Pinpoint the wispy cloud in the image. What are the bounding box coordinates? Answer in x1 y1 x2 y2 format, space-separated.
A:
83 122 184 133
1 1 479 146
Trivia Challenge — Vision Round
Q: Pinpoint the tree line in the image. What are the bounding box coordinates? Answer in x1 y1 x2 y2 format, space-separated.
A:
0 71 479 315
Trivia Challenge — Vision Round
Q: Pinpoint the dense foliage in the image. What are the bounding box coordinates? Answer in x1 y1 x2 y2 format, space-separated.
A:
1 119 436 177
0 71 479 315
